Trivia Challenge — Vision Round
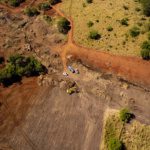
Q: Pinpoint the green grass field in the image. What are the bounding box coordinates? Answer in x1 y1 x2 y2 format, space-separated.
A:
60 0 150 56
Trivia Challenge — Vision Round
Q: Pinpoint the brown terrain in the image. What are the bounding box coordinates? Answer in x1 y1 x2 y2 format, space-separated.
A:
0 1 150 150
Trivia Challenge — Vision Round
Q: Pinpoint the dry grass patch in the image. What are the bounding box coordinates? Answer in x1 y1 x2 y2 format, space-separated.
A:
60 0 150 56
100 109 150 150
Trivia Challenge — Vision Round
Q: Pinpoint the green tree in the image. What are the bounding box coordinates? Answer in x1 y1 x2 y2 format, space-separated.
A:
57 17 70 34
0 54 46 86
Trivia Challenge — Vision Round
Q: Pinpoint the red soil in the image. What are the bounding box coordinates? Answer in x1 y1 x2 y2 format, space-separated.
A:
52 4 150 87
0 2 150 88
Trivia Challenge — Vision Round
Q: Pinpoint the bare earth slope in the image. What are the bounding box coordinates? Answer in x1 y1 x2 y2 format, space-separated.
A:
0 64 150 150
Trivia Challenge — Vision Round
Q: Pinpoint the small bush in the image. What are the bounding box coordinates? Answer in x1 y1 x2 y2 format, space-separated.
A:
89 30 101 40
135 7 141 12
120 108 133 123
0 63 21 86
9 0 25 7
141 40 150 50
141 41 150 59
49 0 61 5
120 18 129 26
140 0 150 16
87 21 94 27
108 138 123 150
143 22 150 32
0 57 4 64
38 3 51 11
43 15 52 24
86 0 93 3
141 49 150 60
57 17 70 34
129 26 140 37
123 5 129 10
107 26 113 32
82 3 86 7
24 7 40 17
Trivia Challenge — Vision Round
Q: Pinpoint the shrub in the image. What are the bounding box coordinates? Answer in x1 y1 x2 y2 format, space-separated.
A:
38 3 51 11
107 26 113 32
9 0 25 7
57 17 70 34
141 49 150 60
24 7 40 17
49 0 61 5
120 108 133 123
108 138 123 150
0 54 46 86
123 5 129 10
82 3 86 7
140 0 150 16
86 0 93 3
120 18 128 26
129 26 140 37
135 7 141 12
0 63 21 86
141 41 150 59
141 40 150 50
89 30 101 40
87 21 94 27
43 15 52 24
0 57 4 64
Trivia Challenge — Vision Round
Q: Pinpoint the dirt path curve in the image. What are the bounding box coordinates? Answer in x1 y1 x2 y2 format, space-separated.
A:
52 4 150 88
0 2 150 88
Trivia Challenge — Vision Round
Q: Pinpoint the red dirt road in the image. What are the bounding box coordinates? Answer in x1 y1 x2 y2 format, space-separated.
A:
52 4 150 88
0 2 150 88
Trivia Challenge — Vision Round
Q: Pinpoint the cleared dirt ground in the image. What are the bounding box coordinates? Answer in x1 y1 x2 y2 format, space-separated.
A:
0 62 150 150
0 76 104 150
0 1 150 150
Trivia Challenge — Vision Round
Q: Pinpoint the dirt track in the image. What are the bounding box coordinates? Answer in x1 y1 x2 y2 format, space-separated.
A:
0 1 150 88
0 1 150 150
52 4 150 88
0 77 105 150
